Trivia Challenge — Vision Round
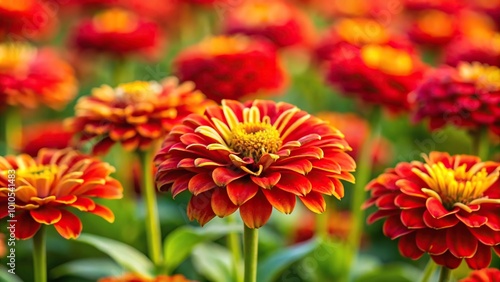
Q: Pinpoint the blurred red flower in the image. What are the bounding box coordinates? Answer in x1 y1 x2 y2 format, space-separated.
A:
444 33 500 67
0 148 123 239
460 268 500 282
174 35 286 103
291 210 353 243
99 273 193 282
411 62 500 135
0 42 77 110
20 121 75 157
155 100 356 228
326 43 427 113
66 78 214 155
364 152 500 269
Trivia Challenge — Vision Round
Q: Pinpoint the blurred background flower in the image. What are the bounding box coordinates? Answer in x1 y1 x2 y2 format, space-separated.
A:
98 273 194 282
459 268 500 282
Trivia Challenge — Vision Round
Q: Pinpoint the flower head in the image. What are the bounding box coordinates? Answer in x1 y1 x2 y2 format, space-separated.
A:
460 268 500 282
66 77 214 155
364 152 500 269
155 100 356 228
0 148 123 239
326 43 427 113
444 33 500 68
20 121 75 157
0 42 77 110
0 0 56 40
411 62 500 135
70 8 162 57
174 35 286 103
98 273 193 282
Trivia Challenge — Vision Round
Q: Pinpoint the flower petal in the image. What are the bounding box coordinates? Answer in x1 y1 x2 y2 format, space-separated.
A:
71 197 96 211
211 188 238 217
426 197 457 219
212 167 246 186
272 159 312 175
250 172 281 189
299 191 326 214
187 191 215 226
383 215 412 239
465 243 491 270
394 194 425 209
226 178 259 206
30 207 62 224
456 213 488 228
468 226 500 246
239 191 272 228
262 187 296 214
398 232 424 259
275 172 312 196
15 211 41 239
306 171 335 196
423 210 459 229
415 229 448 255
446 225 478 258
188 173 216 195
54 210 83 239
90 204 115 223
431 251 462 269
400 208 426 229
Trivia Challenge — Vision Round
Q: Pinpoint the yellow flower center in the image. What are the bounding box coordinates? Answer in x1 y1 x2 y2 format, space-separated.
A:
234 2 290 26
199 36 250 56
115 81 162 103
413 162 500 210
93 8 138 33
230 122 282 160
416 10 454 38
0 42 36 73
16 164 59 179
0 0 33 11
458 62 500 91
361 44 413 76
336 18 389 46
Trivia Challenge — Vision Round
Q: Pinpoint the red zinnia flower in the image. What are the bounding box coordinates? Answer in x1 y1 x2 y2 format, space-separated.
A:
444 33 500 67
411 62 500 135
460 268 500 282
0 42 78 110
98 273 193 282
20 121 75 157
291 210 353 243
0 148 123 239
326 43 427 113
364 152 500 269
223 1 313 48
70 8 162 58
174 35 286 103
66 78 215 155
155 100 356 228
0 0 56 40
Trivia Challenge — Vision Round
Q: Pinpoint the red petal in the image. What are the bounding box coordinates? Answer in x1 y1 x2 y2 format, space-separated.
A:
171 174 191 197
465 243 491 270
400 208 426 229
239 191 272 228
367 210 399 224
383 215 412 239
226 178 259 206
423 210 459 229
306 171 335 196
211 188 238 217
397 179 427 198
250 172 281 189
212 167 246 186
447 225 478 258
71 197 96 211
394 194 425 209
481 210 500 231
456 213 488 228
262 188 296 214
426 197 457 219
431 251 462 269
299 191 326 213
375 193 398 209
188 173 216 195
90 204 115 223
398 232 424 259
15 211 41 239
187 191 216 226
136 123 162 138
275 172 312 196
92 137 115 155
272 159 312 175
54 210 83 239
468 226 500 246
30 208 62 224
415 229 448 255
311 158 341 173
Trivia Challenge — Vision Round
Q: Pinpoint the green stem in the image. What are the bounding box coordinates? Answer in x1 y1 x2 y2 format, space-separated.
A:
138 149 163 268
4 106 22 155
113 58 129 85
471 127 489 160
33 225 47 282
419 259 437 282
243 225 259 282
438 266 451 282
227 215 243 282
315 209 329 240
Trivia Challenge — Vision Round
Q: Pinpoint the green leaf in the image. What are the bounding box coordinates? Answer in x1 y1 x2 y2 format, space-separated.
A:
0 266 23 282
191 242 233 282
76 233 154 277
353 263 422 282
257 238 320 282
51 258 123 280
164 222 241 273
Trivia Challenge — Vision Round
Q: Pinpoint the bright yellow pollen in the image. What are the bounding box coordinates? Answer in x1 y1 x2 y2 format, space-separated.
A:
0 42 36 73
235 2 290 26
230 122 282 161
413 162 500 209
0 0 32 11
115 81 162 103
336 18 389 46
361 45 413 76
417 10 454 38
16 164 59 179
93 8 138 33
458 62 500 91
199 36 250 55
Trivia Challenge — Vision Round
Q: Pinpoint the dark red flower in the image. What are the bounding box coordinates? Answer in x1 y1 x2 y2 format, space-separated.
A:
364 152 500 269
155 100 356 228
460 268 500 282
444 33 500 67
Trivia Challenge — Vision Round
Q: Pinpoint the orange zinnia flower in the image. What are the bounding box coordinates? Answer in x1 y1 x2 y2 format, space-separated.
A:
155 100 356 228
0 42 77 110
460 268 500 282
0 148 123 239
364 152 500 269
99 273 193 282
66 78 214 155
174 35 286 103
411 62 500 135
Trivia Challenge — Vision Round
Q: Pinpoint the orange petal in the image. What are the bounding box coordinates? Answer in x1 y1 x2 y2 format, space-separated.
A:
92 137 115 155
250 172 281 189
226 178 259 206
212 167 246 186
239 191 272 229
299 191 326 213
54 210 83 239
187 191 216 226
188 173 216 195
171 174 191 197
275 172 311 196
30 207 62 224
262 188 296 214
211 188 238 217
71 197 96 211
272 159 312 175
90 204 115 223
307 171 335 195
136 123 162 138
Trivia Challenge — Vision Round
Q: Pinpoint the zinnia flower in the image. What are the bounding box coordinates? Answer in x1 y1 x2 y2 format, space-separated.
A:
364 152 500 269
223 1 313 48
20 121 75 157
0 148 123 239
0 0 56 40
460 268 500 282
411 62 500 135
173 35 286 103
98 273 193 282
326 43 427 113
0 42 77 110
292 210 353 243
70 8 162 58
66 78 214 155
444 33 500 67
155 99 356 228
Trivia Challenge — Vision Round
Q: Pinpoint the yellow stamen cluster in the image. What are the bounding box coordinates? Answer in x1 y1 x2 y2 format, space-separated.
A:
336 18 389 46
234 2 290 26
458 62 500 91
361 44 413 76
199 36 250 56
16 164 59 179
93 8 138 33
115 81 162 104
413 161 500 210
0 42 36 73
230 121 282 161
